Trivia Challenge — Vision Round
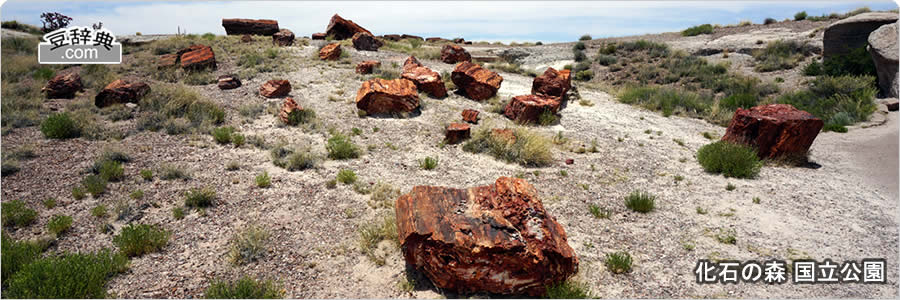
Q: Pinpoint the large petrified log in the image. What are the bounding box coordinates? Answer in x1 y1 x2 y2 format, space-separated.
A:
325 14 372 40
356 78 419 114
95 79 150 108
400 56 447 98
503 94 561 124
395 177 578 296
221 18 279 36
179 45 216 70
451 61 503 101
441 44 472 64
722 104 823 159
532 67 571 99
42 72 83 99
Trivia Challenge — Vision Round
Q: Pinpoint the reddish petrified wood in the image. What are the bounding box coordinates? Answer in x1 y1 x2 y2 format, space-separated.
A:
722 104 824 159
395 177 578 296
259 80 291 98
319 43 342 60
42 72 83 99
95 79 150 107
352 32 383 51
356 78 420 114
444 122 471 144
278 97 302 124
325 14 372 40
221 18 279 36
179 45 216 70
158 53 178 68
403 56 422 70
441 44 472 64
503 94 561 124
401 63 447 98
217 75 241 90
461 109 480 124
311 32 326 40
532 67 571 99
451 62 503 101
272 29 295 46
356 60 381 74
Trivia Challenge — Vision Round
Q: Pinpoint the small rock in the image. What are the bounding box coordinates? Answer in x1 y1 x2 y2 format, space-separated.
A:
217 75 242 90
356 60 381 74
441 44 472 64
444 122 471 144
240 34 253 43
278 97 302 124
886 100 899 111
319 43 342 60
565 158 574 165
461 109 480 124
42 72 83 99
259 80 291 98
311 32 326 40
95 79 151 108
272 29 295 46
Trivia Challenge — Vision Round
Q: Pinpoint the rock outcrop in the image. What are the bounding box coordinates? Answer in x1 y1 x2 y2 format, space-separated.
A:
461 109 480 124
217 75 241 90
823 12 898 59
278 97 302 124
868 22 899 98
259 80 291 98
221 18 279 36
319 43 342 60
532 67 571 99
400 57 447 98
503 95 561 124
451 61 503 101
722 104 824 159
179 45 216 70
395 177 578 296
352 32 383 51
441 44 472 64
272 29 295 46
444 122 471 144
42 72 83 99
95 79 150 108
325 14 372 40
356 78 420 114
356 60 381 74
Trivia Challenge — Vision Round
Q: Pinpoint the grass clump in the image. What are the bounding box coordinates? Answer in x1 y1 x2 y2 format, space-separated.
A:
752 40 810 72
114 224 170 257
139 84 225 134
211 126 236 144
2 200 37 228
227 225 270 265
283 109 316 126
140 169 153 181
46 215 73 236
42 198 57 209
160 164 190 180
358 214 399 266
184 188 216 208
204 277 284 299
326 133 361 160
172 207 185 220
419 156 438 170
40 112 81 139
588 204 611 219
4 249 128 299
618 86 713 118
255 171 271 188
696 141 762 178
682 24 713 36
715 228 737 244
605 251 633 274
270 144 317 171
336 169 357 184
624 190 656 213
71 187 86 200
369 182 400 209
81 175 108 196
91 205 108 218
97 160 125 182
545 280 591 299
463 127 553 167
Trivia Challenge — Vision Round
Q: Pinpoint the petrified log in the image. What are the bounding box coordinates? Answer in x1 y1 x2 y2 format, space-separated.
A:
503 94 561 124
441 44 472 64
451 61 503 101
532 67 571 99
259 80 291 98
444 122 471 144
325 14 372 40
356 78 419 114
95 79 150 108
272 29 295 46
319 43 342 60
461 109 480 124
356 60 381 74
722 104 823 159
401 63 447 98
221 18 279 36
42 72 83 99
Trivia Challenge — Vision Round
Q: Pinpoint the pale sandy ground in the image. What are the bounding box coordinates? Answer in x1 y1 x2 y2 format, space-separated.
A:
2 27 898 298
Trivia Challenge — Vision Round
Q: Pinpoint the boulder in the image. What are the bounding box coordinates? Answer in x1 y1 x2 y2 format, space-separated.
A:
395 177 578 296
461 109 480 124
823 12 898 59
441 44 472 63
221 18 279 36
179 45 216 70
532 67 571 99
158 53 178 68
259 80 291 98
95 79 150 108
325 14 372 40
311 32 326 40
503 95 561 124
42 72 83 99
356 60 381 74
240 34 253 43
217 75 241 90
278 97 302 124
868 22 899 98
401 62 447 98
356 78 420 114
444 122 471 144
886 100 899 111
722 104 824 159
401 34 424 41
352 32 383 51
451 61 503 101
272 29 295 46
382 34 402 41
319 43 342 60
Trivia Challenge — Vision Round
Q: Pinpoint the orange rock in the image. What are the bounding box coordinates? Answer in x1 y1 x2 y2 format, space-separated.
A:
42 72 83 99
352 32 382 51
278 97 302 124
319 43 342 60
401 63 447 98
157 53 178 69
259 80 291 98
461 109 480 124
221 18 279 36
504 94 561 124
451 61 503 101
95 79 150 108
311 32 326 40
325 14 372 40
395 177 579 296
441 44 471 64
356 60 381 74
532 67 571 99
179 45 216 70
444 122 471 144
722 104 824 159
356 78 419 114
402 56 422 70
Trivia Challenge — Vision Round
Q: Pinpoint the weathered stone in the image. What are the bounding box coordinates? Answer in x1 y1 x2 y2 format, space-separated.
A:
503 95 561 124
382 34 402 41
565 158 574 165
311 32 326 40
158 53 178 68
426 37 450 43
395 177 578 296
532 67 571 99
95 79 150 108
240 34 253 43
824 12 898 59
444 122 471 144
217 75 241 90
885 100 899 111
722 104 824 159
319 43 342 60
179 45 216 70
461 109 480 124
278 97 302 124
356 60 381 74
42 72 83 99
259 80 291 98
221 18 279 36
272 29 295 46
868 22 899 98
352 32 382 51
401 34 423 41
401 62 447 98
356 78 420 114
403 56 422 70
441 44 472 64
451 61 503 101
325 14 372 40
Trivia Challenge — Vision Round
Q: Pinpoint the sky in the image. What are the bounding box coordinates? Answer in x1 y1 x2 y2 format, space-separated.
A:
1 1 897 43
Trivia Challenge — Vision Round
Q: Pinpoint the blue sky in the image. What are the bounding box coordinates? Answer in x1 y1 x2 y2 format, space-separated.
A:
1 1 897 42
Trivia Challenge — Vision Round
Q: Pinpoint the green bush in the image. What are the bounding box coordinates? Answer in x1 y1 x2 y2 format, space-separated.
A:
605 251 633 274
546 280 591 298
777 75 877 130
719 93 758 110
47 215 73 236
227 225 269 265
160 164 190 180
618 86 713 118
794 11 807 20
821 46 876 77
803 61 824 76
5 249 128 299
752 40 808 72
419 156 438 170
595 54 617 66
764 17 777 25
578 34 592 41
696 141 762 178
185 188 216 208
40 113 81 139
212 126 235 144
625 190 656 213
204 277 284 299
283 109 316 126
619 40 670 57
97 160 124 182
82 175 108 196
91 205 108 218
326 133 361 160
573 49 587 62
113 224 170 257
337 169 357 184
71 186 86 200
574 70 593 81
2 233 43 287
140 169 153 181
572 41 586 51
270 144 317 171
255 171 271 188
2 200 37 228
682 24 713 36
462 127 553 167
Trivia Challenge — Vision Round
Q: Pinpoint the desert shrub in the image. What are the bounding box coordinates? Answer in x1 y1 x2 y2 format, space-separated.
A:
369 182 400 209
326 133 361 160
618 86 713 118
579 34 592 41
336 169 357 184
546 280 591 299
40 113 81 139
716 228 737 244
625 190 656 213
42 198 57 209
91 205 108 218
719 93 758 110
358 214 399 266
1 233 44 287
2 200 37 228
777 75 877 130
682 24 713 36
97 160 124 182
160 164 190 180
595 54 617 66
803 61 824 76
82 175 107 196
696 141 762 178
255 171 271 188
227 225 269 265
764 17 777 25
572 41 586 51
270 144 317 171
1 20 43 35
46 215 73 236
588 204 611 219
794 11 807 20
820 46 876 77
599 43 616 55
605 251 633 274
172 207 185 220
184 188 216 208
114 224 170 257
574 70 594 81
462 127 553 167
4 249 127 299
752 40 809 72
419 156 438 170
1 159 20 177
211 126 235 144
139 84 225 132
620 40 670 57
71 187 86 200
204 277 284 299
283 108 316 126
